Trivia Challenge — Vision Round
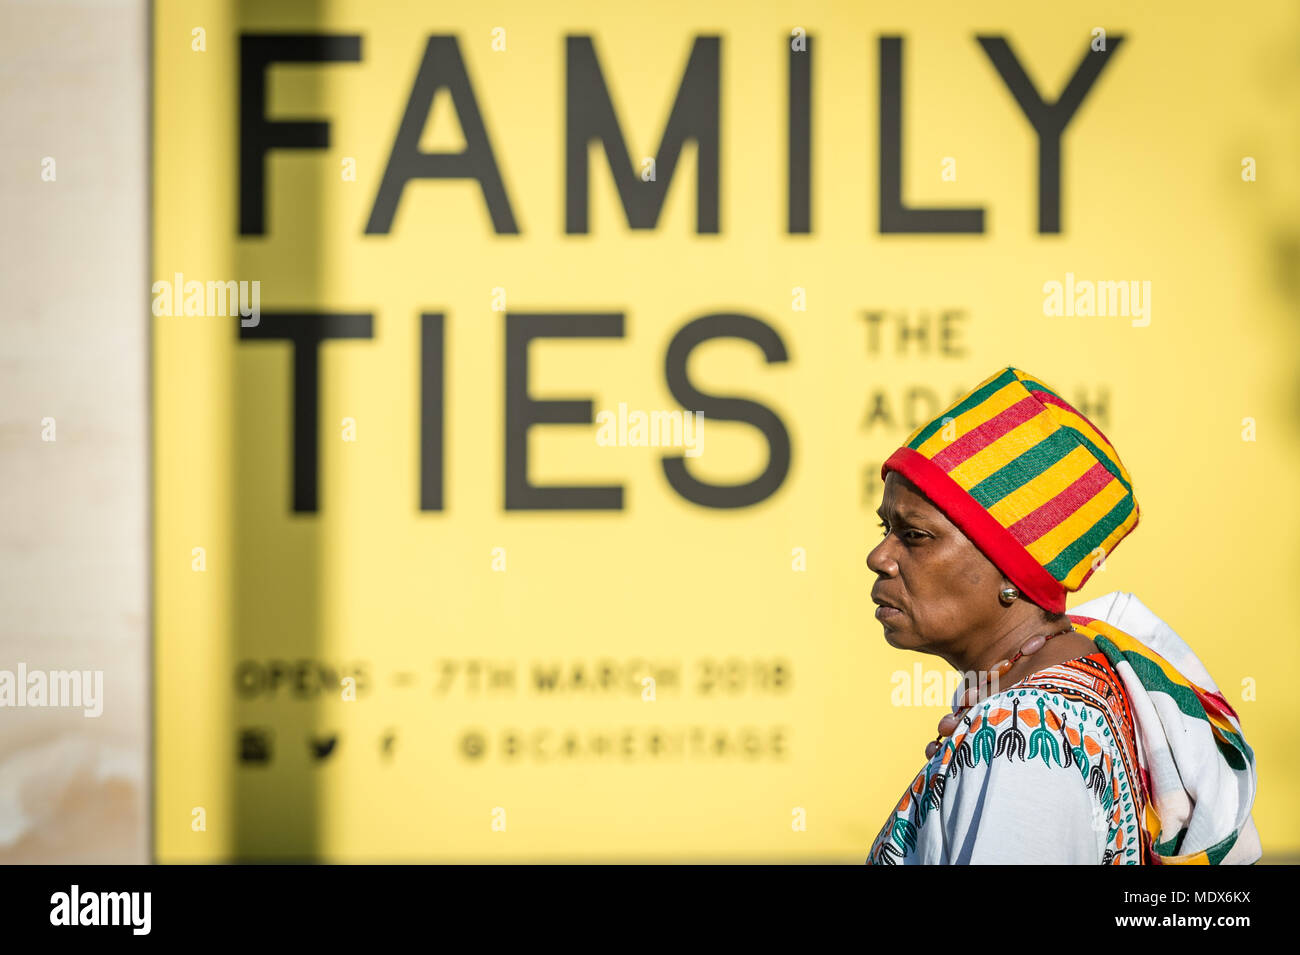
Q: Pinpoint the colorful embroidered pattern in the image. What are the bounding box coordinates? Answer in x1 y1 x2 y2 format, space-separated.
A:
866 623 1146 865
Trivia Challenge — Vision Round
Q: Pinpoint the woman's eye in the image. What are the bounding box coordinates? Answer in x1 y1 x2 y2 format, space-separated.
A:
879 521 921 543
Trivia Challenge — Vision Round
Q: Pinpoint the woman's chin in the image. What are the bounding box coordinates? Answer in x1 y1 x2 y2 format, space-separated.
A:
881 625 908 648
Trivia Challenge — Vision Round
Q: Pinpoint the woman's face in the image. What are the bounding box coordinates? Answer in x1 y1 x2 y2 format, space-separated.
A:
866 471 1005 655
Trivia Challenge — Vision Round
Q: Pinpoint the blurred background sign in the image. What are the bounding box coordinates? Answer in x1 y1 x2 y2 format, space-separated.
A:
152 0 1300 860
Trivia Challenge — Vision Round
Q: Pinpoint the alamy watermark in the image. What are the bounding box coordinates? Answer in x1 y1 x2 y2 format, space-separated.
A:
890 664 1000 707
151 271 260 327
0 664 103 717
1042 272 1150 327
50 885 150 935
595 403 704 457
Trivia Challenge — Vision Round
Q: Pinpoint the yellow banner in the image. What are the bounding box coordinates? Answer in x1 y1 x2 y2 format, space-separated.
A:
154 0 1300 860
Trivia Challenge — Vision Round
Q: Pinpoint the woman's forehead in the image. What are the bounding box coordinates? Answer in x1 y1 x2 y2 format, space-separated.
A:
881 473 950 524
882 472 927 508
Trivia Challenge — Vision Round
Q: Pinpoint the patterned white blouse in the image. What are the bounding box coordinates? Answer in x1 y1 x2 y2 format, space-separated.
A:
866 637 1145 865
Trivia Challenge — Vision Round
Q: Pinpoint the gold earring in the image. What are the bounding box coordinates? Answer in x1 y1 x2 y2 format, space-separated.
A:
999 586 1020 605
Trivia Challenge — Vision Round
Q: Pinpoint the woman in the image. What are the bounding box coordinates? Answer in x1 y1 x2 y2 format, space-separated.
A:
865 367 1260 864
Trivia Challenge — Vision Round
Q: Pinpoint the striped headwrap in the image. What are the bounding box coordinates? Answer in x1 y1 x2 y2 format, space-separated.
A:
881 366 1139 613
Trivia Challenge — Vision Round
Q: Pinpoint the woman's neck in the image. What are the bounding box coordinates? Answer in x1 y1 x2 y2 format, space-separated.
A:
954 615 1094 693
989 630 1098 695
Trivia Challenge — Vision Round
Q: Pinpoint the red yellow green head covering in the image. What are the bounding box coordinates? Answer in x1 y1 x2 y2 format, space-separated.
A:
881 367 1140 614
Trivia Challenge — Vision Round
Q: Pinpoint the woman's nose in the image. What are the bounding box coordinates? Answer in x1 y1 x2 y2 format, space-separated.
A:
866 539 895 574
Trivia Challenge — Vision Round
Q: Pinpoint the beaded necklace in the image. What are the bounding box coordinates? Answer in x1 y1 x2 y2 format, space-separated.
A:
924 623 1075 759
